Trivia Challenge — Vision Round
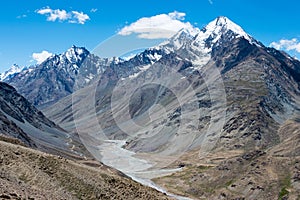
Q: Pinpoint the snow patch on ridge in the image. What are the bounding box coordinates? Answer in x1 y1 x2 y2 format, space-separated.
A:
0 64 25 81
128 64 151 79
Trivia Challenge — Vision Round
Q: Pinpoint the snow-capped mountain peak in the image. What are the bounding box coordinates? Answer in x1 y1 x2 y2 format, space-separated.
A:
202 16 251 41
185 16 262 54
157 16 259 55
194 16 261 49
0 64 25 81
63 45 89 64
158 26 200 52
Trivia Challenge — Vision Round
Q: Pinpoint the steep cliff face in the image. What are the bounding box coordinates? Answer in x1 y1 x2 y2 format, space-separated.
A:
0 82 74 154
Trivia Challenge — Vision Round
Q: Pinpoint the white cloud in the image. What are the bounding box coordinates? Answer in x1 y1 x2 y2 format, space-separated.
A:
208 0 213 4
32 51 53 64
270 38 300 53
36 7 90 24
118 11 196 39
70 11 90 24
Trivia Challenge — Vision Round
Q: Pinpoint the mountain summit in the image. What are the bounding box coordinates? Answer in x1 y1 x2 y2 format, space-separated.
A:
196 16 259 46
63 45 90 64
202 16 251 40
160 16 261 54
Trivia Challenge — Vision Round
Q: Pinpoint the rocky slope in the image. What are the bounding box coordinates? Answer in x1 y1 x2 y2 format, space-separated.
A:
153 118 300 199
0 81 90 158
0 138 170 200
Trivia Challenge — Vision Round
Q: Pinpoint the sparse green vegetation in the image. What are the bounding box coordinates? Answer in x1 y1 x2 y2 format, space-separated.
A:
278 174 291 200
153 165 216 198
225 179 235 187
278 187 289 200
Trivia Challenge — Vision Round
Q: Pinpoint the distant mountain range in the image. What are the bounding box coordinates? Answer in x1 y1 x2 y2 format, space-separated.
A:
2 46 122 108
1 16 300 199
43 16 300 152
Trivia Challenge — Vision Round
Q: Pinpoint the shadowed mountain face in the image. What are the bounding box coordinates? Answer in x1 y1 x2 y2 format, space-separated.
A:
5 16 300 199
0 82 83 156
0 110 33 147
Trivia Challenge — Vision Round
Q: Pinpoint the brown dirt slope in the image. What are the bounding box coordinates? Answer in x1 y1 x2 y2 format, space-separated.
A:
0 137 171 200
153 119 300 200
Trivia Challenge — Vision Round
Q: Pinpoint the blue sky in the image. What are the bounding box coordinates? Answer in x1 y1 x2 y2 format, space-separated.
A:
0 0 300 72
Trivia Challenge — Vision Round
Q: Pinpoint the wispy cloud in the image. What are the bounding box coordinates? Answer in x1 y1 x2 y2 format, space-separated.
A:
90 8 98 13
270 38 300 53
118 11 197 39
32 50 53 64
17 14 27 19
208 0 213 5
36 7 90 24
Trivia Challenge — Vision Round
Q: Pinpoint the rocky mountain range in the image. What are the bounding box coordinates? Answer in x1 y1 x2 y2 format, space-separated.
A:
43 16 300 152
42 16 300 199
2 16 300 199
3 46 122 108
